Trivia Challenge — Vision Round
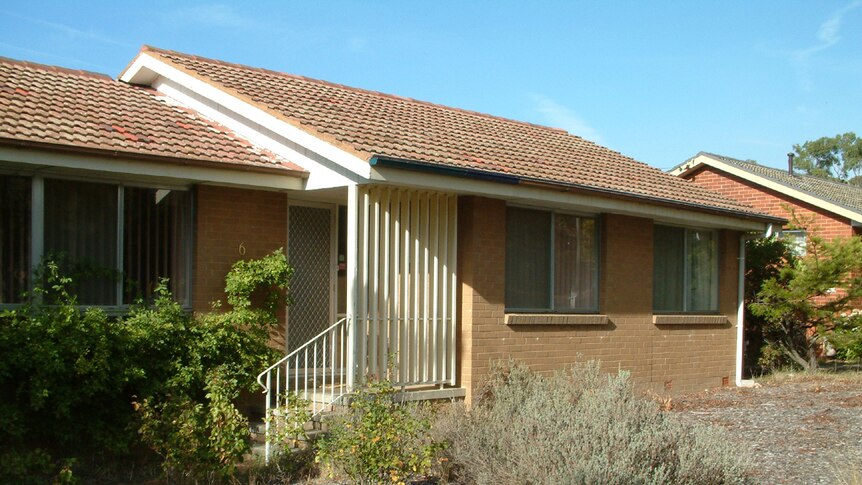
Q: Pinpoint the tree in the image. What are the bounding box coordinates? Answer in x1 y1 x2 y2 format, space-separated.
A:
750 235 862 370
743 236 796 373
792 132 862 186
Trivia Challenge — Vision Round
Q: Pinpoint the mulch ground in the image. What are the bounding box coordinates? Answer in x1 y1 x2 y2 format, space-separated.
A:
670 372 862 485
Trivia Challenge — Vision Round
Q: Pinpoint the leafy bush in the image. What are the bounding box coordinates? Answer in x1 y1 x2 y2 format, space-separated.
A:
828 310 862 361
130 249 291 481
0 249 291 483
266 392 312 453
316 376 444 484
433 359 751 485
0 263 132 483
751 235 862 370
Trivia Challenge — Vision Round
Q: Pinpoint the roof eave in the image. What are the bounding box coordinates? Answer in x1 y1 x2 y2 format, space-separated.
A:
370 155 785 225
0 138 308 178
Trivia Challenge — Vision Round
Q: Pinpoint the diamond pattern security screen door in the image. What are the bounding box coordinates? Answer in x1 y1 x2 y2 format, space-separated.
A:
287 204 335 352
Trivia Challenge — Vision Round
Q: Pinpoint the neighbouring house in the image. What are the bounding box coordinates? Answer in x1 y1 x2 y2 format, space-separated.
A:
672 151 862 369
672 152 862 248
1 48 784 437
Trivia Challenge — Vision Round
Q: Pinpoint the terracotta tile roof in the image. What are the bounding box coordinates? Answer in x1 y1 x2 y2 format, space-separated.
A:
0 56 305 175
699 152 862 215
139 46 775 220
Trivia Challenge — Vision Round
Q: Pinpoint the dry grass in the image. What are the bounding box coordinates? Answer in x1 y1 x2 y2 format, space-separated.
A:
755 367 862 386
837 462 862 485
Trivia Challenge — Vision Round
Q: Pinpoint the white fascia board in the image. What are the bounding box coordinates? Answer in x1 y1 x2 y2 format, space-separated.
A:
682 154 862 224
121 53 371 188
371 166 769 231
0 146 303 191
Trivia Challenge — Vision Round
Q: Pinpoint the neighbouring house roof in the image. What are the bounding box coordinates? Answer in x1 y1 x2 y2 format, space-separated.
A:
0 56 305 175
126 46 780 222
673 152 862 224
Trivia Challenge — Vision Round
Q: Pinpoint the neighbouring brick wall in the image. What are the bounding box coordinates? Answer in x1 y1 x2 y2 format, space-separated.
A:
687 167 854 239
193 185 288 346
457 195 739 403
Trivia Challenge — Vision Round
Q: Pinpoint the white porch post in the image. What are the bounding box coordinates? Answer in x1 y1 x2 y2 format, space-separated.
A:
346 184 359 390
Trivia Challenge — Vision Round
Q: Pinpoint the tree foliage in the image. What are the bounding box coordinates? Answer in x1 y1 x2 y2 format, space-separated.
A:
743 236 796 372
750 235 862 370
792 132 862 185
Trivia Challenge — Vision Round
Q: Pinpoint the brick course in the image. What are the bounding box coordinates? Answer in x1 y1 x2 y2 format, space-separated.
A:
457 195 738 403
193 185 288 347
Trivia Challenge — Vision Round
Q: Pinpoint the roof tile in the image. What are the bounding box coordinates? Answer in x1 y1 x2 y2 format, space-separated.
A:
142 46 766 217
0 56 305 174
698 152 862 215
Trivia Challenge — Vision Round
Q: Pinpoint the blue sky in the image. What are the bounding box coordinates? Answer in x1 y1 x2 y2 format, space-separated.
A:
2 1 860 171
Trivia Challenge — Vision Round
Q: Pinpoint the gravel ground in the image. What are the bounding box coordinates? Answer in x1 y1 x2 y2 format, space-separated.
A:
671 372 862 485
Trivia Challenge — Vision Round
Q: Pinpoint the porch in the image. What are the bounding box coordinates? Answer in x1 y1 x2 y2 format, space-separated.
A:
257 185 463 457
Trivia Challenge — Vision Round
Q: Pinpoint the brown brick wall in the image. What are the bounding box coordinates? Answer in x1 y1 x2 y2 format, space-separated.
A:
193 185 288 346
457 195 739 403
687 167 853 239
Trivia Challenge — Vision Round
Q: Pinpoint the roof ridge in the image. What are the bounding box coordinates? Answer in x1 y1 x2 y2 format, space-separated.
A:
0 55 112 80
141 45 573 136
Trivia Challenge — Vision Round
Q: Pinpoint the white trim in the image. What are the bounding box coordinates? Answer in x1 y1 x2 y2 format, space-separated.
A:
371 166 770 231
674 154 862 224
121 53 372 186
0 146 303 191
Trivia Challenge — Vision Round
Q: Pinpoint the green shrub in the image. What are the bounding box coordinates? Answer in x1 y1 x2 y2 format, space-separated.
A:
433 359 751 485
266 392 312 453
827 310 862 361
0 249 292 483
0 263 132 483
316 376 444 484
130 249 291 480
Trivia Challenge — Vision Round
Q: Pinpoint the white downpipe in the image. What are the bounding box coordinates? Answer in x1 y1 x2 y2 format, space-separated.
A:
736 235 747 386
737 224 775 386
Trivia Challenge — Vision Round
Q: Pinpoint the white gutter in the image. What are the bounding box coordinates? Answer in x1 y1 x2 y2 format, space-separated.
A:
736 223 775 386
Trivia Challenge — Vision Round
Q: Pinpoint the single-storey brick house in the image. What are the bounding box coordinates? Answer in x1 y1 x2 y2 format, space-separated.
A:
672 152 862 245
1 48 783 422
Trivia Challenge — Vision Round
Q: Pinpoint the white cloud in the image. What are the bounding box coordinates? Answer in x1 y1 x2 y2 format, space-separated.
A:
791 0 862 90
528 93 603 144
168 4 255 29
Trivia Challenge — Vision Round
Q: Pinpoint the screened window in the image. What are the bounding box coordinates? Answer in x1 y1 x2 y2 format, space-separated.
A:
653 225 718 312
0 174 192 307
505 207 598 312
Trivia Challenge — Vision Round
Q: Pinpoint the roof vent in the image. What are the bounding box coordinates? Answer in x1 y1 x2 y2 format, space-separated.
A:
787 152 795 175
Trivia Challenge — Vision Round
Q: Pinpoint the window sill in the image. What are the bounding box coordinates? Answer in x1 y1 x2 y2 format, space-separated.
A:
506 314 609 326
652 315 728 325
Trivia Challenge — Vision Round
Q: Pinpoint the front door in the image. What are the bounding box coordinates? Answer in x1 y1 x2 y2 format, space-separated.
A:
287 203 336 352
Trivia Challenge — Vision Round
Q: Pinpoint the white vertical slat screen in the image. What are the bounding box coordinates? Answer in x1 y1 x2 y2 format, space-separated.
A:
353 186 457 387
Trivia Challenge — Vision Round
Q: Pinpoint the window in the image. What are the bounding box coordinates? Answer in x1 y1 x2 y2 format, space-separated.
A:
0 174 192 307
781 229 807 256
653 225 718 313
505 206 598 312
0 176 30 304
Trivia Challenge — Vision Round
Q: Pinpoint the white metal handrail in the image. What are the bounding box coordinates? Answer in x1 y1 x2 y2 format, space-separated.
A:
257 317 350 461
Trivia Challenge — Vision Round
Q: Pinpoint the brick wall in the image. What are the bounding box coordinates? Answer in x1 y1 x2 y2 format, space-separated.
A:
687 167 853 239
193 185 288 346
457 195 739 403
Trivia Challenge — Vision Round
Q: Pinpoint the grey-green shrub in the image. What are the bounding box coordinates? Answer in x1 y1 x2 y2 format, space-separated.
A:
433 360 751 485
